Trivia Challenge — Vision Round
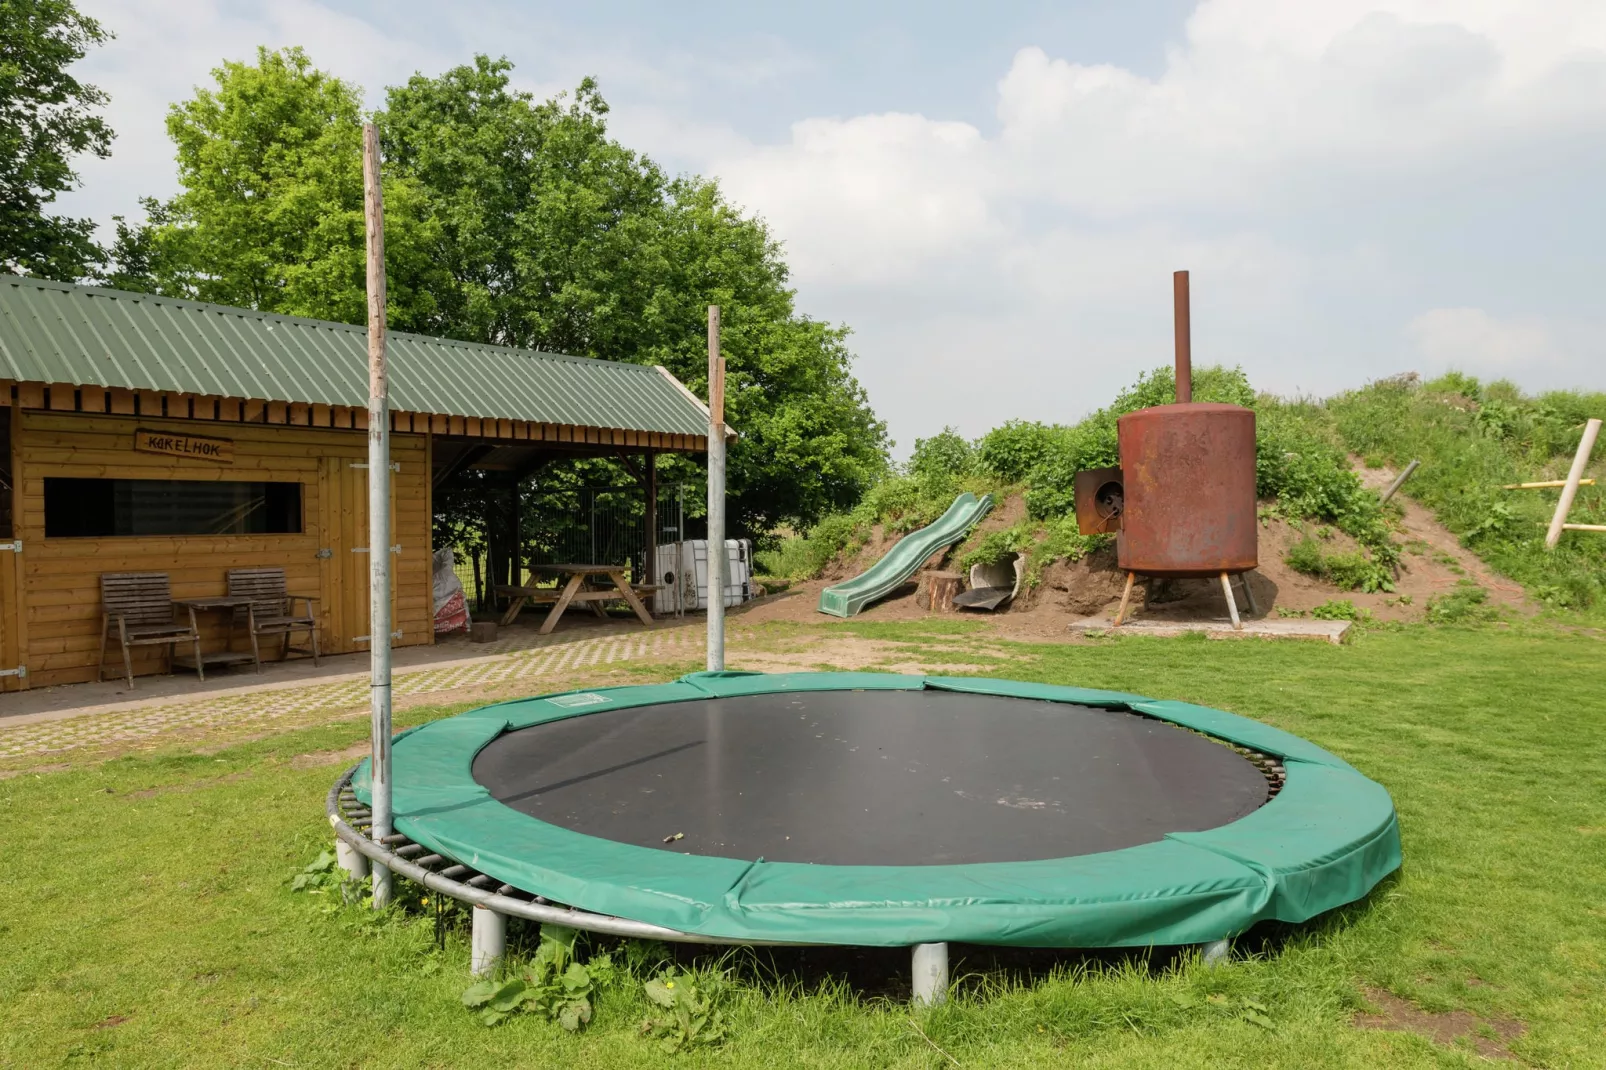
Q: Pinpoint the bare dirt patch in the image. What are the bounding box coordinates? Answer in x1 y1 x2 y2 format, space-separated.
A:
1354 986 1526 1061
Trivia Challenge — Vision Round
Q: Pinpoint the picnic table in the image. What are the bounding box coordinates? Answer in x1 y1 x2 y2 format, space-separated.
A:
496 564 658 634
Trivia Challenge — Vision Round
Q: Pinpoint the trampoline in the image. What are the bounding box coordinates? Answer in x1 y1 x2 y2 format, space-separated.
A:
334 671 1399 991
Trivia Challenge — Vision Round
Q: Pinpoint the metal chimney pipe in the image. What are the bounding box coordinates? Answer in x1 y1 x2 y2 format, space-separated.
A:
1173 270 1192 404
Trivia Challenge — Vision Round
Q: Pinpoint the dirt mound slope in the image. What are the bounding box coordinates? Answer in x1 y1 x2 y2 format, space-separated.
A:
741 478 1531 638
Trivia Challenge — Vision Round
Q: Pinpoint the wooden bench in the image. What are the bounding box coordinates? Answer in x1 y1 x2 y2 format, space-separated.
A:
98 572 202 688
494 584 565 627
496 566 656 633
227 567 320 669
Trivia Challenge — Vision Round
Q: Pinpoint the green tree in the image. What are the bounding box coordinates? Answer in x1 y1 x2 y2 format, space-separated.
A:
106 46 443 324
117 50 887 538
0 0 112 279
380 58 887 535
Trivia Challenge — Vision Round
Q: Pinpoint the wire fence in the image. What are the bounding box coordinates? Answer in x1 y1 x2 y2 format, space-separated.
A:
451 485 687 607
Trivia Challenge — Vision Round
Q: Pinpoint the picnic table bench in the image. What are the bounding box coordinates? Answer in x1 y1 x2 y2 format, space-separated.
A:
495 564 660 634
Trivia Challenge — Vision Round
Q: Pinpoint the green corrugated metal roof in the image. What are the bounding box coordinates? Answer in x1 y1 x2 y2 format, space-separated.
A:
0 276 712 437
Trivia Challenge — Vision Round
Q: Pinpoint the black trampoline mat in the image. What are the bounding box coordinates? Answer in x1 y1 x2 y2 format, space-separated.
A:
471 690 1270 866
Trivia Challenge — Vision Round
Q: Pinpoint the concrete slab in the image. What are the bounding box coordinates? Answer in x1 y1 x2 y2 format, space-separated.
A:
1069 617 1351 644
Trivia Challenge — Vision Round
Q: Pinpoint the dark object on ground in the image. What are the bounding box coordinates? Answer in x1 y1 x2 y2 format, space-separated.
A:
954 586 1014 611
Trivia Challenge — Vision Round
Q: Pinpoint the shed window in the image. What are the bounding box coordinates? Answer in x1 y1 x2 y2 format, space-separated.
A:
44 478 303 538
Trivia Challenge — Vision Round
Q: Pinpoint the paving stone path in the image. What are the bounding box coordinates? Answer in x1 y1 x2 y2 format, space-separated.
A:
0 628 708 762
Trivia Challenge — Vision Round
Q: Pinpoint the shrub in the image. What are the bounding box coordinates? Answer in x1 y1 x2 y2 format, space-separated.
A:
1426 580 1497 624
908 427 974 483
976 420 1064 483
1310 599 1371 622
960 523 1033 569
1283 535 1394 593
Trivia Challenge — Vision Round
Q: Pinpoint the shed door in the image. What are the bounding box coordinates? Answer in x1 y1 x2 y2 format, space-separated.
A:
319 458 397 654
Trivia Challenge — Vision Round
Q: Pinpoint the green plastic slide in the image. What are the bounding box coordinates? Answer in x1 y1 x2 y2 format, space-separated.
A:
818 492 993 617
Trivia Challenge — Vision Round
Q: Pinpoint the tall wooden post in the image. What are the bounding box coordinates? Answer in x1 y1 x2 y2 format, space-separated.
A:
706 306 725 671
1547 418 1602 549
362 122 394 908
644 450 658 594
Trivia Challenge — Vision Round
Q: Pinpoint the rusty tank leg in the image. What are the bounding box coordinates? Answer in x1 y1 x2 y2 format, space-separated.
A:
1237 571 1259 617
1219 572 1242 630
1113 572 1137 626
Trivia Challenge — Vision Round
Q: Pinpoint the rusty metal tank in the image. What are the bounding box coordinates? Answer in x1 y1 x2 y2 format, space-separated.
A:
1116 402 1257 578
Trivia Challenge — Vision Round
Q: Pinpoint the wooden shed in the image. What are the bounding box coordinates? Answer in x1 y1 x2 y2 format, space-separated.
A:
0 277 716 690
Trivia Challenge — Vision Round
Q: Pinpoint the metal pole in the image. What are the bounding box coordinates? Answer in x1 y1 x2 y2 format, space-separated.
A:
1546 418 1601 549
1379 459 1420 504
362 122 394 909
1173 270 1192 404
706 305 725 671
644 450 657 595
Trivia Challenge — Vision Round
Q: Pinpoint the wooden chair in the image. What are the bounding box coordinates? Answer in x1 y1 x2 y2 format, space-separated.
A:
98 572 202 688
226 567 320 670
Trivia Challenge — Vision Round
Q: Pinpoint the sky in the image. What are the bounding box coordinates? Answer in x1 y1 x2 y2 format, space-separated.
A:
58 0 1606 455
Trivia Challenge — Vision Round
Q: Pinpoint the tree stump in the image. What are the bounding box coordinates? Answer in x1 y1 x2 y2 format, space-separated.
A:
916 571 964 613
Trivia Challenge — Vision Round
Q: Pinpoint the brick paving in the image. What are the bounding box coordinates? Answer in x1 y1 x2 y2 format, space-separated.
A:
0 627 709 762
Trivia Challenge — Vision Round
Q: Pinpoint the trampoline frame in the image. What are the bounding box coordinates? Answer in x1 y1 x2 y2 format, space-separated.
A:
332 671 1401 1002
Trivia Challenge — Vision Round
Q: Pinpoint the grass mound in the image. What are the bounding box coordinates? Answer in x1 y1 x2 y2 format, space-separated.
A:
1327 373 1606 611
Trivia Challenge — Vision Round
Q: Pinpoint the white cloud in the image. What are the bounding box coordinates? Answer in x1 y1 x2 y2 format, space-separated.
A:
1407 307 1558 376
701 0 1606 447
60 0 451 228
44 0 1606 452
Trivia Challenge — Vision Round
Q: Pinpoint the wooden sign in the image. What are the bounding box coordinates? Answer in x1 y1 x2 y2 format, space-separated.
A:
134 428 234 463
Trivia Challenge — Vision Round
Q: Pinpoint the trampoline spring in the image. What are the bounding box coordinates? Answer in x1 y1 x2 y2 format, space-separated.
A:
379 833 409 845
394 844 426 858
496 884 517 896
465 874 496 888
345 809 372 819
438 865 471 880
415 854 445 868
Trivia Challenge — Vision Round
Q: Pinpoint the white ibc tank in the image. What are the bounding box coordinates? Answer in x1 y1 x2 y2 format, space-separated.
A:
653 539 751 614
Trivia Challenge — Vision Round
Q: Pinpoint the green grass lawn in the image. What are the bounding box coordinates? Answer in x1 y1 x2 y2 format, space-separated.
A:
3 623 1604 1068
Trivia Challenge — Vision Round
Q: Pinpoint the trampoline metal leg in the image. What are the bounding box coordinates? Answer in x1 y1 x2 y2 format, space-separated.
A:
1201 938 1230 966
1219 572 1242 631
471 906 506 977
335 838 368 883
911 942 949 1006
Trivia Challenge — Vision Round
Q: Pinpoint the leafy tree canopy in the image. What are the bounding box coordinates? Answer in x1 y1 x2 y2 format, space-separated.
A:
111 50 887 539
0 0 112 279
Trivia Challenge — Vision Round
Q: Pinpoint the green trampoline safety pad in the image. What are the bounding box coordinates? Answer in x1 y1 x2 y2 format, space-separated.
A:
354 671 1401 947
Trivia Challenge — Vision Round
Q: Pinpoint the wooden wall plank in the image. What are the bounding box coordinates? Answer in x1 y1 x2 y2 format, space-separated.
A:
14 411 433 686
18 383 44 409
267 401 288 424
219 398 242 421
47 386 75 412
80 389 107 414
108 389 135 415
165 392 190 418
